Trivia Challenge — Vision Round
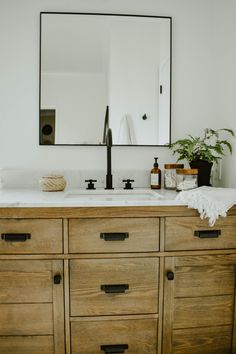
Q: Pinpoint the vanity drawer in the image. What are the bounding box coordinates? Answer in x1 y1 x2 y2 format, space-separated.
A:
69 217 159 253
71 317 158 354
0 219 63 254
165 216 236 251
70 257 159 316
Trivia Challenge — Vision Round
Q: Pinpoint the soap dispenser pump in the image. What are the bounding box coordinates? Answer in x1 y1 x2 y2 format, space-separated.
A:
151 157 161 189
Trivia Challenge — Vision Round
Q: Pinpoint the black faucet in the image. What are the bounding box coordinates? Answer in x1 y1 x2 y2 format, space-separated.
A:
105 128 113 189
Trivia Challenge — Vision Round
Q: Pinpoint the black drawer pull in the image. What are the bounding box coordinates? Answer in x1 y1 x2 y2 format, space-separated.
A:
167 271 174 280
194 230 221 239
101 284 129 294
101 344 128 353
54 274 62 284
1 233 31 242
100 233 129 241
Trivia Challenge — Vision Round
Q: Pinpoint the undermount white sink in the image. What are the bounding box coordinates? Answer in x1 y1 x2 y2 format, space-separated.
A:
65 189 163 202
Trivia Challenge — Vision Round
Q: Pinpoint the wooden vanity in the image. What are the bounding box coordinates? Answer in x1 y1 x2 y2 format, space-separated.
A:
0 205 236 354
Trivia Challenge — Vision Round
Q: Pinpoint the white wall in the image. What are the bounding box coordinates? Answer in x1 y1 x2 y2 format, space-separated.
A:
0 0 235 185
109 20 161 145
219 0 236 187
42 72 107 144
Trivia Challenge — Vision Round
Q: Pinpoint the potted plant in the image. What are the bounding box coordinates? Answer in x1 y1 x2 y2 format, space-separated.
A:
170 128 235 186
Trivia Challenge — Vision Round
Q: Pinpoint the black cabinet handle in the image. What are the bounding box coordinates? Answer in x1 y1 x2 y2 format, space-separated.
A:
194 230 221 238
101 344 128 353
1 233 31 242
167 271 174 280
54 274 62 284
101 284 129 294
100 233 129 241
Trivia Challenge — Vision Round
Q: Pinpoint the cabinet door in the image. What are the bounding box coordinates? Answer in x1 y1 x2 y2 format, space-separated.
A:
163 255 236 354
0 260 64 354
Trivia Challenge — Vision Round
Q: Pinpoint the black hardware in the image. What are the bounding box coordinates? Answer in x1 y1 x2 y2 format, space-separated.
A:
85 179 97 190
101 284 129 294
122 179 134 190
105 127 114 190
101 344 129 353
54 274 62 284
160 85 163 94
102 106 109 144
167 271 174 280
102 106 114 189
142 114 147 120
1 233 31 242
100 232 129 241
194 230 221 239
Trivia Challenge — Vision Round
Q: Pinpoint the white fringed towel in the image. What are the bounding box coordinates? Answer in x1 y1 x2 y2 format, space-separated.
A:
175 186 236 226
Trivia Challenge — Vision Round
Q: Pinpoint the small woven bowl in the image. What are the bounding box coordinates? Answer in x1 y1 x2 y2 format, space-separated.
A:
39 175 66 192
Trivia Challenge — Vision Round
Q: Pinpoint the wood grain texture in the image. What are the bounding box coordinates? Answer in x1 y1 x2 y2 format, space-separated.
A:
163 257 175 354
174 253 236 266
157 256 164 354
0 219 63 254
52 260 65 354
0 303 53 335
231 265 236 354
0 207 236 354
165 216 236 251
63 218 68 254
1 205 235 219
0 260 52 303
70 313 158 322
174 295 233 329
174 264 234 298
71 318 158 354
0 260 53 303
70 257 159 316
0 336 54 354
69 217 159 253
173 326 232 354
64 260 71 354
163 255 236 354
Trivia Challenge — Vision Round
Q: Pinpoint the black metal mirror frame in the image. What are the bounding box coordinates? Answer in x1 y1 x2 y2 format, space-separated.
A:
39 12 172 147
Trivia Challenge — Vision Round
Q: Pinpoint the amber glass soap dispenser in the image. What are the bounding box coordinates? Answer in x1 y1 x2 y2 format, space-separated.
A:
151 157 161 189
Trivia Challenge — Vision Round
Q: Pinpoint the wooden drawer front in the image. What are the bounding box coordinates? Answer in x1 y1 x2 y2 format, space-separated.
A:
0 336 54 354
69 217 159 253
70 258 159 316
71 318 158 354
0 219 63 254
165 216 236 251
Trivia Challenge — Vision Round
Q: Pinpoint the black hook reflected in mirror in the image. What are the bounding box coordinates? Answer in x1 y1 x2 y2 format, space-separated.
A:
142 114 148 120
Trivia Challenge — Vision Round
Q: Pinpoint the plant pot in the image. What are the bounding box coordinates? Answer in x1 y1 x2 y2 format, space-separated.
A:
189 160 213 187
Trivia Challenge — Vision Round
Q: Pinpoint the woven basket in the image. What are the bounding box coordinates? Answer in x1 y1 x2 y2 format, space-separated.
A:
39 175 66 192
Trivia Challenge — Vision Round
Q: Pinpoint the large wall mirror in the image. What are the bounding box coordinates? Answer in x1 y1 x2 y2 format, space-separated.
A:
39 13 172 146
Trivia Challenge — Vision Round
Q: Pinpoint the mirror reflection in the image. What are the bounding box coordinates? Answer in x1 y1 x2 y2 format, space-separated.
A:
40 13 171 146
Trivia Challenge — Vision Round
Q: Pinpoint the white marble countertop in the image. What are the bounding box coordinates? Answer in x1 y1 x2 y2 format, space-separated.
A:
0 188 185 207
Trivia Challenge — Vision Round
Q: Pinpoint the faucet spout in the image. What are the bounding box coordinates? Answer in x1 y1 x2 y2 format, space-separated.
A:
105 128 113 189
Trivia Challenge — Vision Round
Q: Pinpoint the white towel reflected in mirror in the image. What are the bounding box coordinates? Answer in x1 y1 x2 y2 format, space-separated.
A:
117 115 136 145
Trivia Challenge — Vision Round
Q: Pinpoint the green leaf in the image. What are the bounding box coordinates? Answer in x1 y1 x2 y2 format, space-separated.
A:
169 127 235 162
